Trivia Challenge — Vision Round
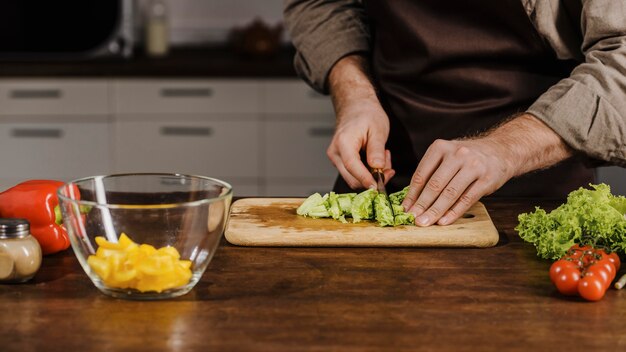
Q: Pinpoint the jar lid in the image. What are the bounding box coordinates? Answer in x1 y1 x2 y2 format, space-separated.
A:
0 218 30 238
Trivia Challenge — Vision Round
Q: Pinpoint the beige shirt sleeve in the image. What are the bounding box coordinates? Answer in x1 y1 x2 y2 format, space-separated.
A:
527 0 626 166
284 0 370 93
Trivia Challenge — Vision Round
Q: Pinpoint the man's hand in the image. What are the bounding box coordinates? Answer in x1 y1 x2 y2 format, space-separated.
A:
401 114 574 226
327 55 394 189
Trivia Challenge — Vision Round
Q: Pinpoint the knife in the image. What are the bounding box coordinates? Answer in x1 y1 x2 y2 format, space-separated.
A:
372 168 394 216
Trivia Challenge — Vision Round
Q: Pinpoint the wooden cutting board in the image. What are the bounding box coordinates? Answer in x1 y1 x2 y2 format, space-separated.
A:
225 198 499 247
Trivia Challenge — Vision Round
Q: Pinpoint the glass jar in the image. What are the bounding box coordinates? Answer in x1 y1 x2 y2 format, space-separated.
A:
0 219 42 283
145 0 169 57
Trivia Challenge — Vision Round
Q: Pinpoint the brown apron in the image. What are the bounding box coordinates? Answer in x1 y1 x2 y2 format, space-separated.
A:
333 0 594 197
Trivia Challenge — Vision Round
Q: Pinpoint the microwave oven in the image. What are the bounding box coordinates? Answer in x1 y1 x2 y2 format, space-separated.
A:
0 0 134 59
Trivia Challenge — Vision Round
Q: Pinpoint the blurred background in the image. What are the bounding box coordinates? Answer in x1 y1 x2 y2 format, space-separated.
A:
0 0 622 196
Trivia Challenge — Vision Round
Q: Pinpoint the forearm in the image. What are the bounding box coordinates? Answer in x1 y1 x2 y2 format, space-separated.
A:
328 55 380 118
478 114 574 178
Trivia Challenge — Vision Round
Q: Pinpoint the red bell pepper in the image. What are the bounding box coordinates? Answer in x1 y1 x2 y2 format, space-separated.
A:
0 180 70 255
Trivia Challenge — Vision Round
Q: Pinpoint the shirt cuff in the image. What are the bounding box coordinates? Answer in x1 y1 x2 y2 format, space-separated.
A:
527 79 626 166
294 27 370 94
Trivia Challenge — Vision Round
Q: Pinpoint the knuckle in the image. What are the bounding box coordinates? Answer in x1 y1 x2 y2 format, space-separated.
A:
446 208 460 219
427 206 442 217
455 146 471 158
426 177 445 192
411 171 426 185
442 186 459 200
412 202 427 213
458 193 474 207
432 139 447 149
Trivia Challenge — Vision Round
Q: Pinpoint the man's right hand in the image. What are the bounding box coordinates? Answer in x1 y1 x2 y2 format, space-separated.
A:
327 55 394 189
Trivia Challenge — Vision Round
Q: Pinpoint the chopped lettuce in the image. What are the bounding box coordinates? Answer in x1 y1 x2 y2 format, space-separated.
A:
388 186 415 225
327 192 347 223
296 192 330 218
392 204 415 225
297 186 417 226
351 188 377 223
516 183 626 259
374 193 395 227
337 193 356 215
389 186 410 206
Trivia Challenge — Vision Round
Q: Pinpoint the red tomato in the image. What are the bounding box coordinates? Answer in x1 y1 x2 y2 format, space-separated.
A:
549 260 579 283
594 259 616 281
584 266 611 290
608 252 621 271
578 276 606 301
554 267 581 296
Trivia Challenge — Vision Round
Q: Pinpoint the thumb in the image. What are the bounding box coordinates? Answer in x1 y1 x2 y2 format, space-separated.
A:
366 129 387 169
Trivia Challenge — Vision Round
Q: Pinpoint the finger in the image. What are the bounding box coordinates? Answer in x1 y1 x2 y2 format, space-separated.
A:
410 156 462 223
402 141 450 212
328 150 362 189
334 137 377 189
366 130 387 169
415 168 479 226
384 169 396 184
383 150 395 184
342 152 377 189
437 181 485 226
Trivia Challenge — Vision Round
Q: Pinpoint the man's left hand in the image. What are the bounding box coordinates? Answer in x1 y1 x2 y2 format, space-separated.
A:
401 113 573 226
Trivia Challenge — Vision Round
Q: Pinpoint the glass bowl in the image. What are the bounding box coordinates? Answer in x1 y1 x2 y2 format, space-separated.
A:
57 173 232 300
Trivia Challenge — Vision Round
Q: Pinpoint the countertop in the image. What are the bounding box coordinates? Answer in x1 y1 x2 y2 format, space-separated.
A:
0 46 298 78
1 198 625 351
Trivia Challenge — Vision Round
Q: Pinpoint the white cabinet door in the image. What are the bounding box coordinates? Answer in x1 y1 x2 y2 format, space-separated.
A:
263 80 334 114
114 115 260 181
114 80 261 114
0 80 110 116
0 118 111 182
264 118 336 179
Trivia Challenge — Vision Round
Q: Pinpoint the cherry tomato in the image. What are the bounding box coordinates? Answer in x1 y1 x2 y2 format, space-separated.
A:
594 259 616 281
565 248 583 260
584 266 611 290
550 260 579 283
608 252 621 271
571 244 592 251
554 267 581 296
578 276 606 301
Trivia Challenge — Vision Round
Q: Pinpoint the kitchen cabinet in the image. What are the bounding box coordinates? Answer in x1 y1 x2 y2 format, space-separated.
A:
261 80 337 196
0 80 111 191
0 78 337 196
114 115 261 195
113 80 261 114
0 80 110 116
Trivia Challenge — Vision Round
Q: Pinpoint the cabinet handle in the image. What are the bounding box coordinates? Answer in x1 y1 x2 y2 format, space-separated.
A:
160 88 213 98
308 127 334 137
10 89 62 99
160 126 213 137
11 128 63 138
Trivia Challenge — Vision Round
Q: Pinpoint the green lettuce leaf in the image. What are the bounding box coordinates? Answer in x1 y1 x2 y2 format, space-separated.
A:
516 183 626 259
374 193 395 227
296 192 330 218
328 192 347 223
337 193 357 216
389 186 410 206
351 188 377 223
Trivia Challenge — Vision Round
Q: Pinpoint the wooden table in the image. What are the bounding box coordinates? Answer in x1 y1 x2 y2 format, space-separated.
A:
1 199 625 351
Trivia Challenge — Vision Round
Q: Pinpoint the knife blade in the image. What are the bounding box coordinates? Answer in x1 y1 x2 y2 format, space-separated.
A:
372 168 394 216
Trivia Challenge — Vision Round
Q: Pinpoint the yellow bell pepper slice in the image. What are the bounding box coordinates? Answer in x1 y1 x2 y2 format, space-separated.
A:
87 233 193 293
